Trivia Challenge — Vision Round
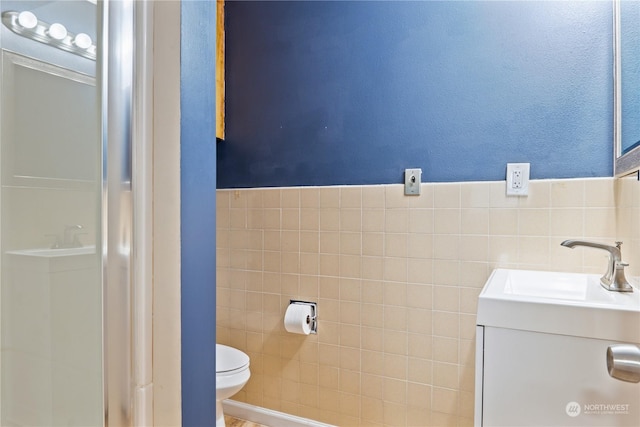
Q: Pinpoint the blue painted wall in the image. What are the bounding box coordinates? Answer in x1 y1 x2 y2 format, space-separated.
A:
181 1 217 426
218 0 613 188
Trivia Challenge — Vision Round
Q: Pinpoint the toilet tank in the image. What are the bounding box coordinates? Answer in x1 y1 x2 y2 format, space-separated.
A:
475 269 640 426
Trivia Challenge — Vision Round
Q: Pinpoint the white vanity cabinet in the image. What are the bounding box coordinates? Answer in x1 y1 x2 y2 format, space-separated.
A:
1 247 101 426
475 269 640 426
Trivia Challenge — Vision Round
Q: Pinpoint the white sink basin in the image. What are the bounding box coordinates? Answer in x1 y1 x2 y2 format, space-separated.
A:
477 269 640 343
6 246 96 257
5 246 97 272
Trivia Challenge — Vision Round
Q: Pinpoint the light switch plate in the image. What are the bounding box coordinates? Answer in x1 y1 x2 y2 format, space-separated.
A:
404 168 422 196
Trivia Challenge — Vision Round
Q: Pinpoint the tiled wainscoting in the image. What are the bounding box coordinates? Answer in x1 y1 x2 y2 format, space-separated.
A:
216 177 640 427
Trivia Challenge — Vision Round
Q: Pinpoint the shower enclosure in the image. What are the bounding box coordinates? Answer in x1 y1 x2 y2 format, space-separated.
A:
0 0 150 425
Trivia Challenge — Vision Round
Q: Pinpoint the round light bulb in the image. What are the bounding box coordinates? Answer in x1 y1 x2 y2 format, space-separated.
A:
73 33 92 49
48 23 67 41
17 11 38 29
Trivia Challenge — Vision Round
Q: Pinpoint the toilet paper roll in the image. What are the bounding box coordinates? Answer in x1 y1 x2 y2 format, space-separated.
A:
284 304 312 335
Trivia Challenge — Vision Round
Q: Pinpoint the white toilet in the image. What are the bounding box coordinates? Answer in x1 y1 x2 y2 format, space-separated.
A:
216 344 250 427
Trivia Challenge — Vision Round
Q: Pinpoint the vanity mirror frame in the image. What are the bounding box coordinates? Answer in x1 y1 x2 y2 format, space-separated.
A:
614 0 640 177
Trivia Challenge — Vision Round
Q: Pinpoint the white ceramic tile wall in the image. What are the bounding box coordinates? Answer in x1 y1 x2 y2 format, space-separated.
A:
615 174 640 279
216 177 638 427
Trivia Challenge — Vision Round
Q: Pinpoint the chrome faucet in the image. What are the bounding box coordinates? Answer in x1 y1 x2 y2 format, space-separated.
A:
561 240 633 292
49 225 85 249
63 224 83 247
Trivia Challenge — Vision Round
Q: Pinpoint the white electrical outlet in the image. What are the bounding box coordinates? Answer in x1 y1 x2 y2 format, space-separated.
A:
506 163 530 196
513 170 523 188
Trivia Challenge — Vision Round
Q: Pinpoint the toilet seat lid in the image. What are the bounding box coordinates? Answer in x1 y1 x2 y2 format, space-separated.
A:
216 344 250 373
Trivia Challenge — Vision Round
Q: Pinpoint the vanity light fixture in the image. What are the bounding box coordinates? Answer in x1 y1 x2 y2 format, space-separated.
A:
1 10 96 61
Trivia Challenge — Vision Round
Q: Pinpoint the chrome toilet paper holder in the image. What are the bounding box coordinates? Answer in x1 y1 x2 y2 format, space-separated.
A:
289 300 318 334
